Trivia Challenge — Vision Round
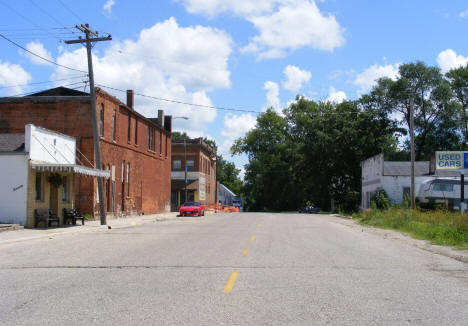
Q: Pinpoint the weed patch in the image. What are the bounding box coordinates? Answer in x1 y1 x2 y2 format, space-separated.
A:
353 208 468 249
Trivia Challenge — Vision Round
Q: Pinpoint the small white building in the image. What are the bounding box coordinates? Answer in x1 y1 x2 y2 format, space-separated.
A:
0 124 109 227
361 154 458 209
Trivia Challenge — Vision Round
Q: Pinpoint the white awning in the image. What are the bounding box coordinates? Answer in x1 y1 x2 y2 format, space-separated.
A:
31 161 110 178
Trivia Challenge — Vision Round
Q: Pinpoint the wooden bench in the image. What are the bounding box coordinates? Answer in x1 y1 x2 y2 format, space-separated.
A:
34 209 59 228
63 208 85 225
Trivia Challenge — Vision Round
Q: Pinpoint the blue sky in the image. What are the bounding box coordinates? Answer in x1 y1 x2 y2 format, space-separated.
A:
1 0 468 174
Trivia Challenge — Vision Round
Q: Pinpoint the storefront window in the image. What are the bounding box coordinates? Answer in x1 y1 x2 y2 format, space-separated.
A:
35 172 44 201
62 176 69 202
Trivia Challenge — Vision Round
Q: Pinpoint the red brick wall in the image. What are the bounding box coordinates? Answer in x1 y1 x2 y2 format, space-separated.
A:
171 142 216 205
0 90 171 217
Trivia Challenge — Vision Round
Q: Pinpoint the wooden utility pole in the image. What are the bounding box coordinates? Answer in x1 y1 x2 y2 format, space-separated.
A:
65 24 111 225
410 97 416 209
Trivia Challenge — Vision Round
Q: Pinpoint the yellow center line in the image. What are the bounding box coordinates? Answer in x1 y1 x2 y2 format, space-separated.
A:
243 248 249 256
250 235 255 243
223 271 239 294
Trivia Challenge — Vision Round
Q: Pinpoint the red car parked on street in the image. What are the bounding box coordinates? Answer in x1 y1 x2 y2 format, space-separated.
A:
179 202 205 217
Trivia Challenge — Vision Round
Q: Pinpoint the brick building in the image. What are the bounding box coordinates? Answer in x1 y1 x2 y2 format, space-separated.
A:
171 138 216 210
0 86 172 217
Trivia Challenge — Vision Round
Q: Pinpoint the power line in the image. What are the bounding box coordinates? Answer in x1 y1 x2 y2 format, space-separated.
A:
97 84 263 114
0 33 87 73
56 0 86 24
0 75 88 89
28 0 67 28
6 81 86 97
0 0 63 40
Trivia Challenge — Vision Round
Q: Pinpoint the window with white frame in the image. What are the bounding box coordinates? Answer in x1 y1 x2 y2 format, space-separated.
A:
126 162 130 196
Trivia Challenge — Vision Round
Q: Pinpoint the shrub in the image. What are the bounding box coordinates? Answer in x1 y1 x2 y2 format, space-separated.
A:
370 188 390 210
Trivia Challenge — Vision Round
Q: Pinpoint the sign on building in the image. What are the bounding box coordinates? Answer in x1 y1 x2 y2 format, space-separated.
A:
435 151 468 170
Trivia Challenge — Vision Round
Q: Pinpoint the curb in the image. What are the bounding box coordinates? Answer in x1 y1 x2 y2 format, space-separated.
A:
0 213 179 245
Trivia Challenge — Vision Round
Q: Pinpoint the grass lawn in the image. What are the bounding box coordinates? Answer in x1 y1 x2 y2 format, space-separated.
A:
353 207 468 249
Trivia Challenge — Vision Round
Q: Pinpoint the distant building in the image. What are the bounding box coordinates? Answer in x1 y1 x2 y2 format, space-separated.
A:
361 154 458 209
0 124 109 227
218 183 236 206
0 87 172 217
171 138 216 210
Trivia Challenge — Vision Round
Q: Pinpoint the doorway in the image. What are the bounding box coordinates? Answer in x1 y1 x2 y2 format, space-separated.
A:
49 183 59 216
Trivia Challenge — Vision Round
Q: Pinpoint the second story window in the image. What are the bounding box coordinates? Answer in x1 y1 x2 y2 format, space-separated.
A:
173 160 181 170
127 112 131 143
112 110 116 141
99 105 104 137
135 117 138 145
148 126 155 151
159 132 162 154
186 159 194 171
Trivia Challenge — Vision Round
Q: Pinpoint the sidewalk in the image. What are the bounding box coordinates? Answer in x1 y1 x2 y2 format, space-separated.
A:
0 212 180 245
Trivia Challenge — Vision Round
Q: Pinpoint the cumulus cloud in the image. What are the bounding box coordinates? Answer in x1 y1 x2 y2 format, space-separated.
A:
51 17 232 134
221 113 257 139
241 1 345 60
353 63 400 94
264 81 281 110
176 0 277 17
103 0 115 14
0 60 31 95
327 86 346 104
218 113 256 158
24 42 53 66
282 65 311 92
437 49 468 73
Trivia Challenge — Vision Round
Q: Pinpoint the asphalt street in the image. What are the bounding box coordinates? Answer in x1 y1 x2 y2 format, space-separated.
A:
0 212 467 325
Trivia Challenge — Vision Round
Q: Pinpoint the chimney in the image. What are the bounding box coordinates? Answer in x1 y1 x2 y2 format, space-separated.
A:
126 90 134 109
158 109 164 127
164 115 172 133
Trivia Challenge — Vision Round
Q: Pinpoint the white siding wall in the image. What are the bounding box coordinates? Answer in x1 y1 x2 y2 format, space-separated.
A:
361 154 384 209
0 154 28 225
381 176 432 205
25 124 76 164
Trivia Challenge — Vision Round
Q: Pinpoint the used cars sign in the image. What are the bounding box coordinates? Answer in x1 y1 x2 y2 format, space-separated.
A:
435 151 468 169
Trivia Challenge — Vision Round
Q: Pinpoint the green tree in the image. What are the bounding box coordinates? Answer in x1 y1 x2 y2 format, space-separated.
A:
446 64 468 148
368 62 460 160
171 131 190 140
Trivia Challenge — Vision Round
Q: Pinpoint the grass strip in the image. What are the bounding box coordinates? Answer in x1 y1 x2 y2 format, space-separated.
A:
352 207 468 249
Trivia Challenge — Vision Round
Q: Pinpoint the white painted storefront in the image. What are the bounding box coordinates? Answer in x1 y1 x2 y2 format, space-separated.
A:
0 124 109 226
361 154 436 209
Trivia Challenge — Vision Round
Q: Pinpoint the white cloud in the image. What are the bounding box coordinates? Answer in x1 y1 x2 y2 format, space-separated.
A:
0 60 31 95
353 63 400 94
242 1 345 60
51 18 232 133
103 0 115 14
264 81 281 110
460 9 468 18
437 49 468 73
327 86 346 104
282 65 311 92
176 0 277 16
24 42 53 66
221 113 257 139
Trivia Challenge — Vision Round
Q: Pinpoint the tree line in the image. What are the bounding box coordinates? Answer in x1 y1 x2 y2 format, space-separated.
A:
231 62 468 212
